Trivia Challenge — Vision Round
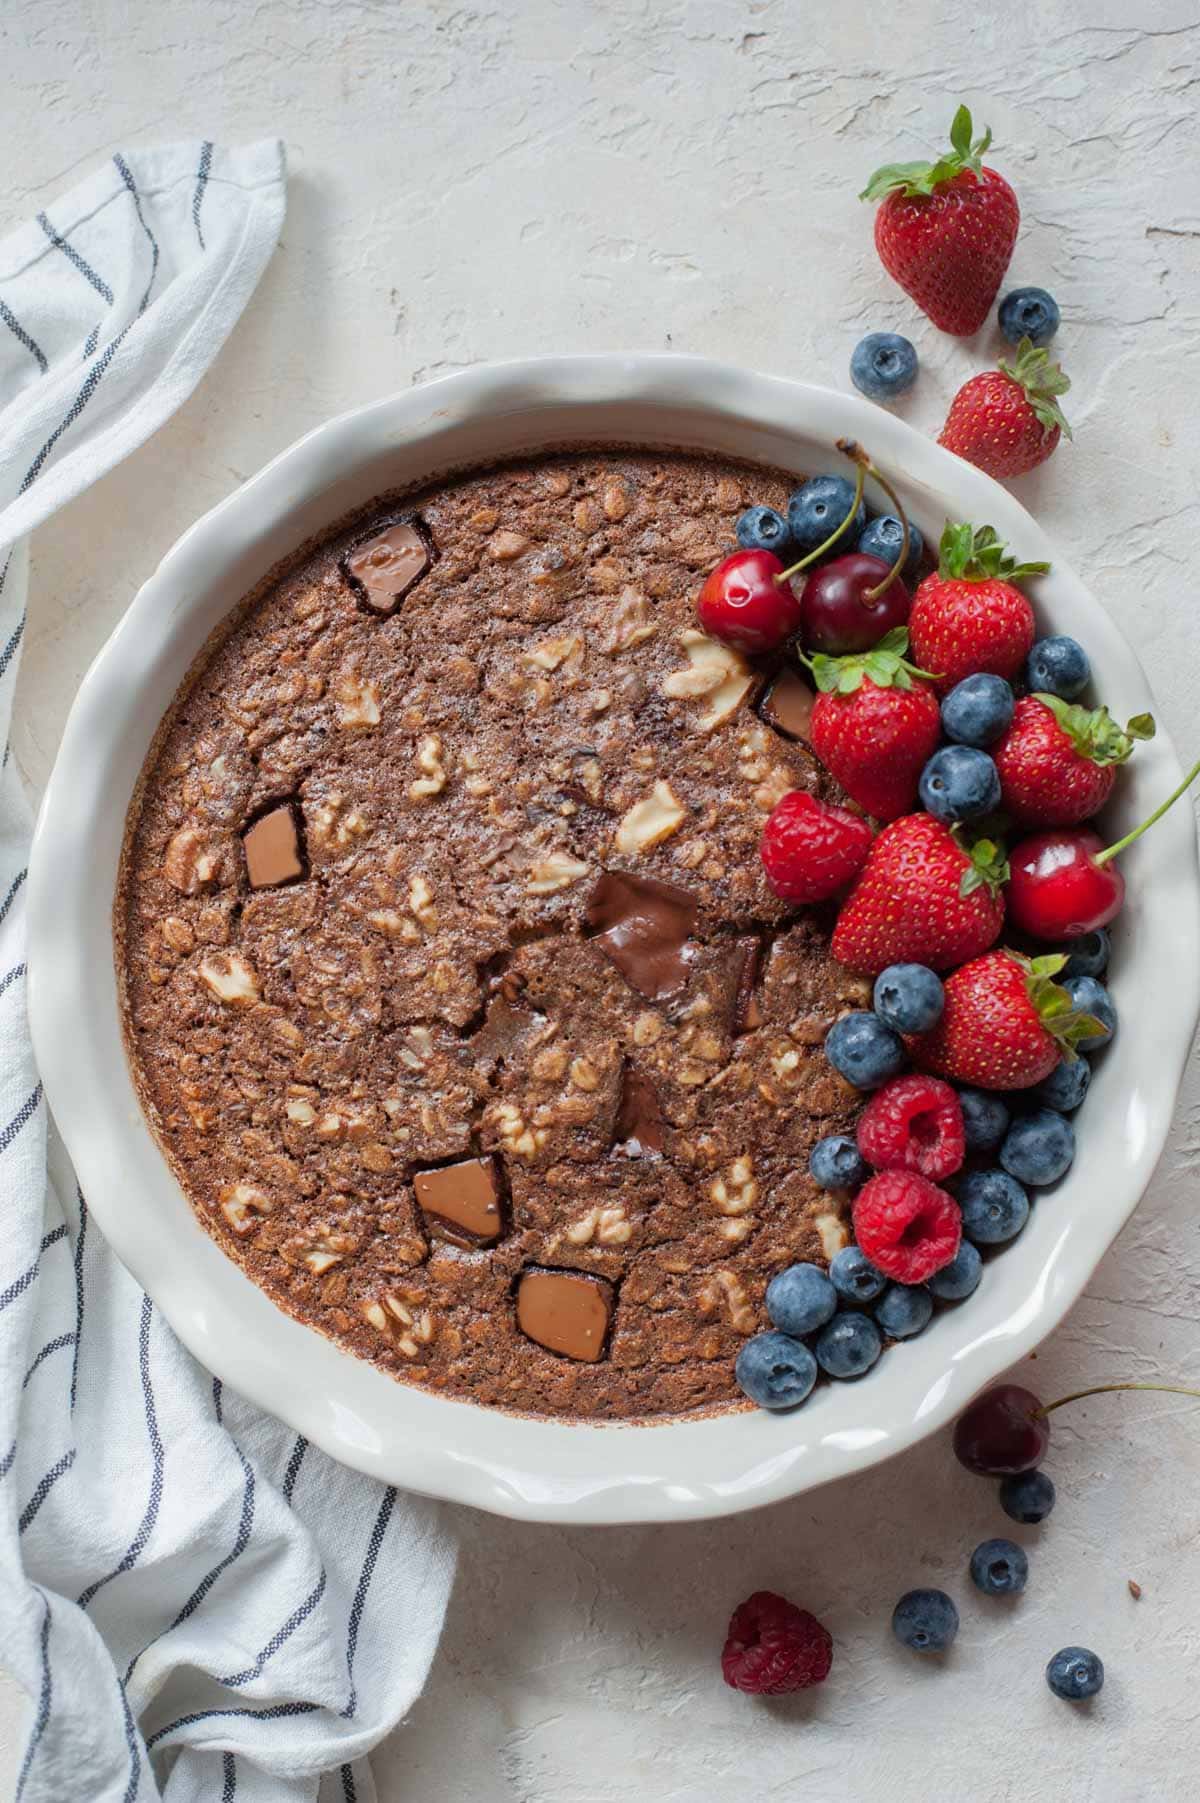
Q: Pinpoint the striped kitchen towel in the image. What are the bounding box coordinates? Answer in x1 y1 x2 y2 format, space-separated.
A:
0 142 456 1803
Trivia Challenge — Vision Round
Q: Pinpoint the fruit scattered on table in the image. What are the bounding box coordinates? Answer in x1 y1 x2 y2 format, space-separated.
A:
873 962 945 1035
1025 633 1089 699
760 790 874 904
939 338 1071 478
940 672 1015 747
1046 1647 1104 1701
954 1382 1049 1475
918 743 1002 823
831 815 1007 976
998 285 1061 347
852 1170 962 1283
850 330 919 400
722 1591 833 1694
909 522 1044 694
970 1537 1029 1596
861 106 1019 336
908 950 1101 1090
994 694 1154 828
999 1468 1056 1524
856 1074 965 1181
859 512 924 575
891 1588 960 1653
958 1168 1030 1244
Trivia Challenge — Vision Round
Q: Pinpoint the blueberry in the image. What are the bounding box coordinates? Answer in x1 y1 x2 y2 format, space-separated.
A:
957 1087 1010 1153
830 1244 887 1304
736 504 792 558
1026 635 1090 701
959 1169 1031 1245
873 963 945 1035
919 745 1001 824
858 513 924 576
1000 1111 1076 1188
1046 1646 1104 1702
940 674 1015 748
766 1263 837 1338
787 475 867 553
824 1012 905 1090
928 1241 983 1302
1062 928 1110 980
734 1331 819 1411
998 286 1061 348
875 1283 933 1340
891 1588 959 1654
850 332 919 401
810 1134 869 1191
1000 1468 1056 1525
1035 1057 1091 1113
814 1309 883 1379
1063 975 1116 1051
970 1537 1028 1597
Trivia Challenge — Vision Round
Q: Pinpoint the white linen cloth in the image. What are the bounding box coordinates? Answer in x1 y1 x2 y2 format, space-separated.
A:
0 141 456 1803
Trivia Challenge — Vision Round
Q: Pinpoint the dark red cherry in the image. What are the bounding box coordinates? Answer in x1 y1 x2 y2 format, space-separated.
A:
953 1383 1049 1475
800 553 911 655
695 549 803 655
1007 828 1125 940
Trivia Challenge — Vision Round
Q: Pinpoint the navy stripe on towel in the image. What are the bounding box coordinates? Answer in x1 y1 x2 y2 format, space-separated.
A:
14 1593 51 1800
113 155 160 315
0 299 48 374
341 1488 396 1718
192 141 214 249
19 1447 76 1534
77 1297 163 1608
37 212 115 303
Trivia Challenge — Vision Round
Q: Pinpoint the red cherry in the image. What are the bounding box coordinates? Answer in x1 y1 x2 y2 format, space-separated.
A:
800 552 911 655
1007 828 1125 940
953 1384 1048 1475
695 549 803 655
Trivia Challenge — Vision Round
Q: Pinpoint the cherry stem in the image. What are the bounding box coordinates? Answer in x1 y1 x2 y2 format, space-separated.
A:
1094 752 1200 867
855 455 912 603
774 454 866 586
1035 1381 1200 1420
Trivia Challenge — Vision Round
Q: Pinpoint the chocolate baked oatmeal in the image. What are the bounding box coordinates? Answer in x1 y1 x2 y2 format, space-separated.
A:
119 451 872 1421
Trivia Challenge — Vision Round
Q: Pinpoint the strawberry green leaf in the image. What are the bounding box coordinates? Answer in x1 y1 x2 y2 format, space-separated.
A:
860 104 993 202
937 520 1051 585
956 833 1010 899
801 629 934 696
1035 694 1156 767
1009 950 1103 1061
998 338 1073 441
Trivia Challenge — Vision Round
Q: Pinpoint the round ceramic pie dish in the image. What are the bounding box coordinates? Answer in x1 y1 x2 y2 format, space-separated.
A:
27 356 1200 1523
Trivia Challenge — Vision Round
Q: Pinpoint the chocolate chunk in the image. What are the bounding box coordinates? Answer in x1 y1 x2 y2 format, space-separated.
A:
759 665 815 742
341 516 435 615
584 870 698 1000
414 1156 504 1247
730 935 764 1034
242 804 304 889
612 1064 666 1157
516 1268 613 1361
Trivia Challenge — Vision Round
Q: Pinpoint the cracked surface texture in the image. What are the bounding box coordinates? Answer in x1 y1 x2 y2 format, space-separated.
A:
7 0 1200 1794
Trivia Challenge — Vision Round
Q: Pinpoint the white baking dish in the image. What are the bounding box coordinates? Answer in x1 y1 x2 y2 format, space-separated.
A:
27 356 1200 1522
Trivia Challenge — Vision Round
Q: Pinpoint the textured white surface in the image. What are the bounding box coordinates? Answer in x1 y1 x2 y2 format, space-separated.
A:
4 1 1200 1797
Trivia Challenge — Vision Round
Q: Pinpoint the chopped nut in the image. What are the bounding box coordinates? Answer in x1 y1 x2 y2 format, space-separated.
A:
525 633 583 671
662 630 755 730
407 873 438 927
271 1017 304 1049
569 1055 601 1091
490 1101 547 1160
718 1218 752 1243
527 851 590 895
697 1268 756 1335
163 826 221 895
814 1211 850 1260
409 735 448 800
632 1011 664 1047
300 1230 356 1275
588 689 612 714
469 506 499 531
566 1203 632 1246
602 481 631 521
361 1291 437 1356
316 1112 345 1141
335 671 382 729
285 1097 317 1126
531 1044 570 1081
220 1182 274 1235
367 908 415 939
600 586 656 654
710 1155 758 1217
161 916 195 954
573 499 601 534
490 529 530 561
614 780 688 855
198 951 259 1006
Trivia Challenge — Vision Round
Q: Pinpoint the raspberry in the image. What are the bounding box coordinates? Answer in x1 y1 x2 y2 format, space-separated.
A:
856 1075 965 1181
760 791 874 905
721 1590 834 1695
852 1170 962 1283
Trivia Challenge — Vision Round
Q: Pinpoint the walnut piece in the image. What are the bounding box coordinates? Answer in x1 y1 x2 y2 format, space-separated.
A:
565 1203 632 1246
525 633 583 671
410 735 448 800
163 826 221 895
335 671 382 730
662 629 755 730
601 586 656 654
361 1291 437 1358
710 1155 758 1217
697 1268 756 1335
220 1182 274 1235
526 851 590 895
490 1101 547 1160
614 780 687 855
814 1210 850 1260
490 529 530 561
198 951 260 1006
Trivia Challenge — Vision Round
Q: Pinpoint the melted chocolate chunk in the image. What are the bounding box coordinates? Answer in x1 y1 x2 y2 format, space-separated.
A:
516 1268 614 1361
612 1064 667 1157
730 935 764 1035
584 871 698 1000
414 1156 504 1247
242 804 304 889
340 515 435 615
759 665 815 742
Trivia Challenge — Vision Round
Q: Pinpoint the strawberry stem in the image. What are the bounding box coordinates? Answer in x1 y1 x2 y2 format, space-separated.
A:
1036 1382 1200 1420
774 454 865 586
1094 753 1200 867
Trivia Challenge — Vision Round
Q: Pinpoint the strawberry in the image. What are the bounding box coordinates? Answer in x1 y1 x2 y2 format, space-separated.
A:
909 523 1045 695
908 949 1104 1090
939 338 1071 478
806 629 941 821
831 814 1007 976
994 694 1155 828
860 105 1019 336
760 791 874 904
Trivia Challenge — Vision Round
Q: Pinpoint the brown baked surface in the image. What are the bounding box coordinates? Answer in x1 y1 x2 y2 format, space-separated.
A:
119 451 869 1420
